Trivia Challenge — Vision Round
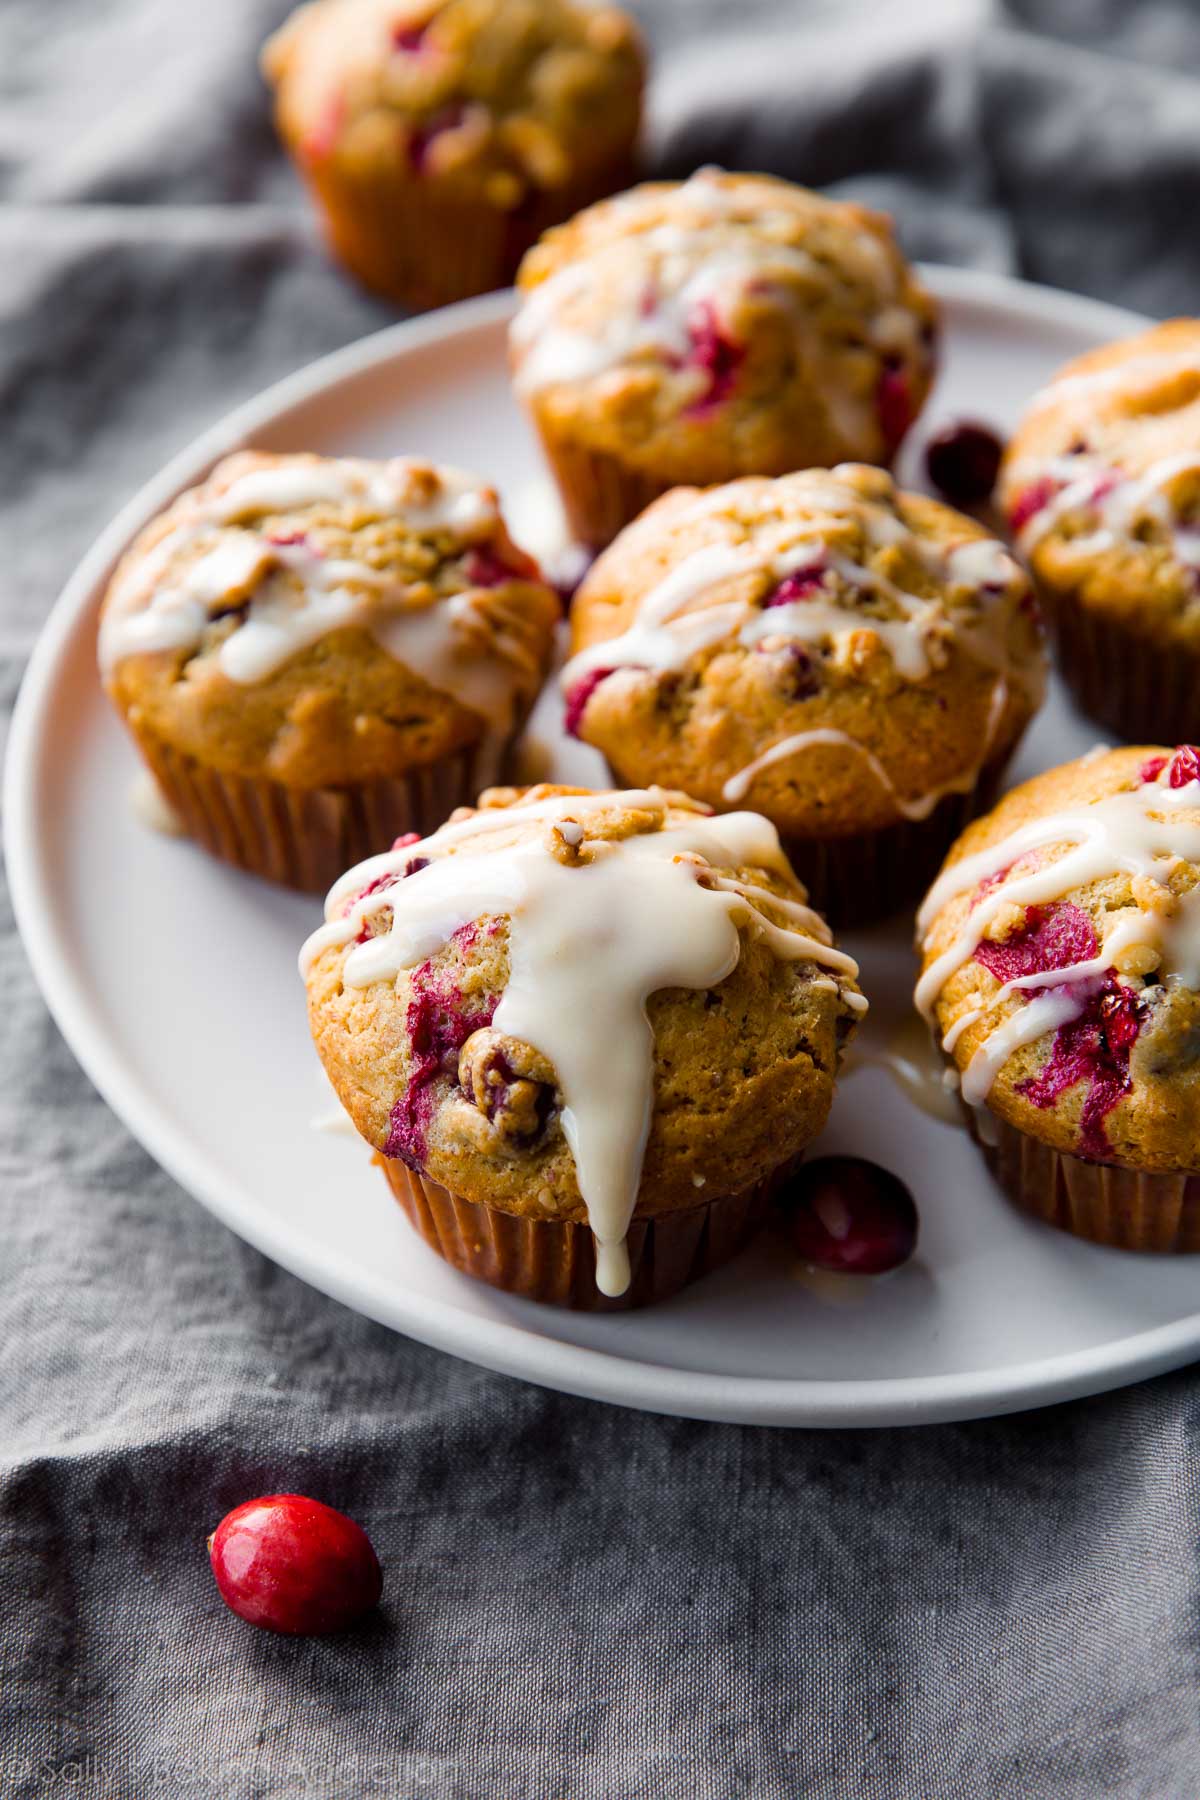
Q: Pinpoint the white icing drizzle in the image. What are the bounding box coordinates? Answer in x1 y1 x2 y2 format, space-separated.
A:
915 764 1200 1103
301 789 864 1296
1012 448 1200 569
842 1010 964 1128
100 455 540 737
510 168 916 423
721 679 1009 816
129 769 185 837
959 988 1086 1108
955 912 1152 1105
564 468 1029 699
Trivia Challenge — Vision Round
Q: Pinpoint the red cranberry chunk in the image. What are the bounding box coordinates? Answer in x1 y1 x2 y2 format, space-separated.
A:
385 927 496 1166
974 902 1097 986
681 300 743 414
1007 477 1057 534
564 666 619 739
463 544 539 588
877 356 915 457
780 1157 919 1275
407 103 467 174
1168 745 1200 788
208 1494 382 1636
924 420 1004 507
764 567 826 607
1139 754 1169 785
1016 976 1147 1161
392 21 429 52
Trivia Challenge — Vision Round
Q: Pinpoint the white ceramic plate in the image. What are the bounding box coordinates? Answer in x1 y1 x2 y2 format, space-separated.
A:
10 268 1200 1429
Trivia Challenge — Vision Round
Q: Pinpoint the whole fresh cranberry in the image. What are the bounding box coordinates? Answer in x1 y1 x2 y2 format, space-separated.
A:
780 1157 919 1275
208 1494 382 1635
924 420 1004 507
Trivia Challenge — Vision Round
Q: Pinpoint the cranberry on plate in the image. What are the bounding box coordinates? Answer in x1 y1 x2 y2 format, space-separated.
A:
924 420 1005 508
780 1156 919 1275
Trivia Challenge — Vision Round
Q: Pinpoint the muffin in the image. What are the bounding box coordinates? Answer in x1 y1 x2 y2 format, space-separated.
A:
509 169 939 546
301 782 866 1308
100 451 559 891
917 744 1200 1250
563 463 1045 925
1000 319 1200 743
262 0 644 311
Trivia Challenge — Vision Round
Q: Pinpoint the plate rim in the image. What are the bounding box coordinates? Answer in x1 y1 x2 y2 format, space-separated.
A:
10 263 1194 1430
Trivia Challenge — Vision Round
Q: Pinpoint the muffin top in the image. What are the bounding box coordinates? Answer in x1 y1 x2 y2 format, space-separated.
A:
564 464 1045 838
301 783 865 1295
100 451 559 788
509 170 938 478
262 0 643 203
1000 320 1200 643
917 744 1200 1171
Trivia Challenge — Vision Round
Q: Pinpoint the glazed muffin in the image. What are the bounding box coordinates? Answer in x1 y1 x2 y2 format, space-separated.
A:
301 783 866 1308
1000 319 1200 743
100 451 559 891
563 464 1045 925
510 169 939 546
917 744 1200 1250
262 0 644 311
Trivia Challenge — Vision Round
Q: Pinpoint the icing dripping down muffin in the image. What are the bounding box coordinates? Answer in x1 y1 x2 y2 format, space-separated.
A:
301 784 865 1304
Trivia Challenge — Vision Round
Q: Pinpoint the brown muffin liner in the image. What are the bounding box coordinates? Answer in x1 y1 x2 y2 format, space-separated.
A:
1040 585 1200 745
532 430 677 549
966 1106 1200 1253
301 159 636 313
379 1155 792 1310
127 719 493 894
769 757 1007 929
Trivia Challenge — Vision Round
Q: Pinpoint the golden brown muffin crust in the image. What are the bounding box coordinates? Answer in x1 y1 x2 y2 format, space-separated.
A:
566 464 1045 837
263 0 644 205
511 170 938 478
305 784 864 1219
1000 319 1200 645
101 451 559 788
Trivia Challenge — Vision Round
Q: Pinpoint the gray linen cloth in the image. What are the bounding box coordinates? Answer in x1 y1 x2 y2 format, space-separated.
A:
4 2 1200 1794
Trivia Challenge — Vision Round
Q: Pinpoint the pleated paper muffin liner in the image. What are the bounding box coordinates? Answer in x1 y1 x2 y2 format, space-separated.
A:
127 721 496 894
780 769 1005 929
1040 585 1200 745
378 1154 793 1310
303 160 635 313
531 430 677 549
744 750 1004 929
966 1105 1200 1253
